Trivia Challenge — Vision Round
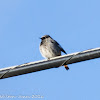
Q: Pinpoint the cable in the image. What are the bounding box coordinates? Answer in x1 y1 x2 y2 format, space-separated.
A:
0 47 100 79
0 67 15 79
60 51 81 68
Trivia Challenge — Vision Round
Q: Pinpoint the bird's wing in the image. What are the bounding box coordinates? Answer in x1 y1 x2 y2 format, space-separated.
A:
52 39 67 54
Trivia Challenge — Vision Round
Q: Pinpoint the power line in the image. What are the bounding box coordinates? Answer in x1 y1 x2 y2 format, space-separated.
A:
0 47 100 79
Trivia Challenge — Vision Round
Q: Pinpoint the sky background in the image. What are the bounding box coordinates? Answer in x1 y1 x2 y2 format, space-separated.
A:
0 0 100 100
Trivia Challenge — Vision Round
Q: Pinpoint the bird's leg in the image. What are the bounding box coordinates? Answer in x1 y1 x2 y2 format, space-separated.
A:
47 58 50 60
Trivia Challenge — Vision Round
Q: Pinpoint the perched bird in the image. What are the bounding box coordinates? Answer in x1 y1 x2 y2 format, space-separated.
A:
40 35 69 70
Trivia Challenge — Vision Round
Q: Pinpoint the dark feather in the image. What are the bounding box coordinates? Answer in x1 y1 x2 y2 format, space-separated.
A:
51 39 67 54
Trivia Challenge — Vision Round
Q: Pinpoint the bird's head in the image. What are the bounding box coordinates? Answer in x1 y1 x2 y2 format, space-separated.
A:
40 35 51 40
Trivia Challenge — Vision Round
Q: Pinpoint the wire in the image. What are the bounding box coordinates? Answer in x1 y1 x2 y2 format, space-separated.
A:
0 47 100 79
0 53 78 79
0 67 14 79
60 51 81 68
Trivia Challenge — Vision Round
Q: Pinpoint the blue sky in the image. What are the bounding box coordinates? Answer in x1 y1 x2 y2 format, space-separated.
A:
0 0 100 100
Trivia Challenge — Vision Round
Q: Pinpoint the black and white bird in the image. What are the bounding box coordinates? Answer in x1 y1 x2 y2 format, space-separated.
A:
39 35 69 70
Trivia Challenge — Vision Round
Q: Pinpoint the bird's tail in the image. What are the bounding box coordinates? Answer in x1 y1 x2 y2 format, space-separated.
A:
64 65 69 70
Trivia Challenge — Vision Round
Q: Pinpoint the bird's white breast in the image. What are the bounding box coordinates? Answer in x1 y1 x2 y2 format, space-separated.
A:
40 41 61 59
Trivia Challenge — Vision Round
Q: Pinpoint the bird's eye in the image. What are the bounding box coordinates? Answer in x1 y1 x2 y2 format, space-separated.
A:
42 37 45 39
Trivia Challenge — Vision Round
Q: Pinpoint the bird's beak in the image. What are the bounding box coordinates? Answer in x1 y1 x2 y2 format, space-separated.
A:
39 37 42 39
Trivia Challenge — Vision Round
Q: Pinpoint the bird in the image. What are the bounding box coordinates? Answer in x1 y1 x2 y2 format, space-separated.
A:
39 35 69 70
